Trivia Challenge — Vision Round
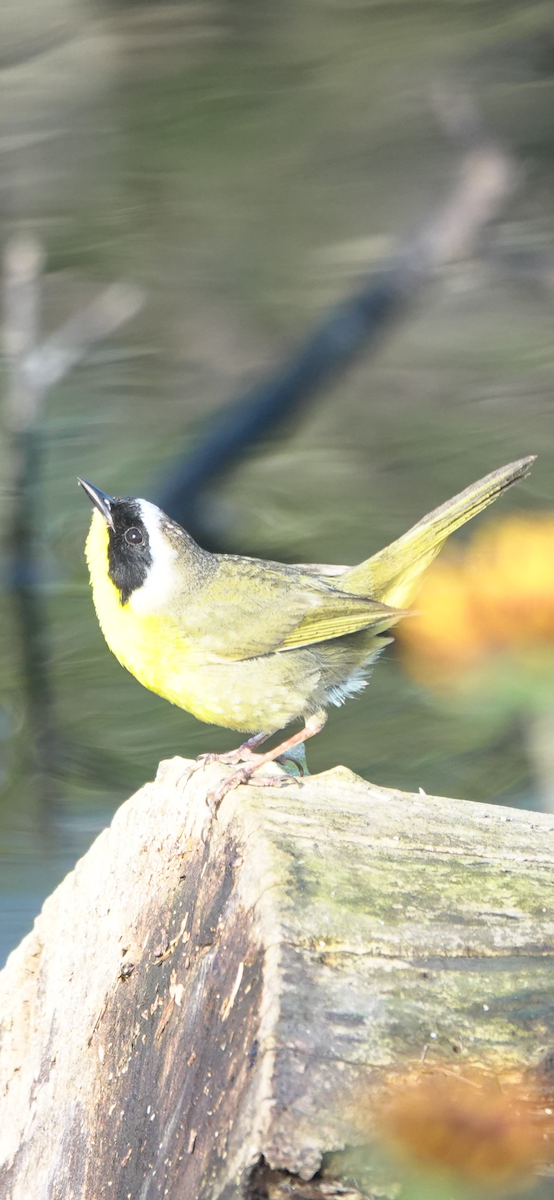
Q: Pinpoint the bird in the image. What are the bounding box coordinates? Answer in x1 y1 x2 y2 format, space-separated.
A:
79 455 534 809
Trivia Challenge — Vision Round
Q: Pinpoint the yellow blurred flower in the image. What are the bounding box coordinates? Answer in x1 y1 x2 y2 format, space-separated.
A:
359 1067 552 1192
398 515 554 691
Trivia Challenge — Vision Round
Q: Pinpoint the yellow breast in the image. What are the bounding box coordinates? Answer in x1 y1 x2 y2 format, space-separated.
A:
85 511 264 729
85 512 186 697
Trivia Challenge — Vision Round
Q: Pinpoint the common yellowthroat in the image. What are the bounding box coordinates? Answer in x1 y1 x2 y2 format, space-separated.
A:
80 456 533 807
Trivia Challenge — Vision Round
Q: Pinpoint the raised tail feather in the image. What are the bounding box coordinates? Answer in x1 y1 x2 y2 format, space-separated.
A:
340 456 536 609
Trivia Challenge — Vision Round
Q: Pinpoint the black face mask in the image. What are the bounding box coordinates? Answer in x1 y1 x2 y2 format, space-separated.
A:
107 500 153 605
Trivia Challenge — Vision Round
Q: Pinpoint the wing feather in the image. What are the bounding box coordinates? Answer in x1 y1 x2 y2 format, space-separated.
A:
278 596 403 651
175 556 402 661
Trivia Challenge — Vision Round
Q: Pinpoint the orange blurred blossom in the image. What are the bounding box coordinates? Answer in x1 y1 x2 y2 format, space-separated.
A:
398 515 554 691
358 1067 553 1191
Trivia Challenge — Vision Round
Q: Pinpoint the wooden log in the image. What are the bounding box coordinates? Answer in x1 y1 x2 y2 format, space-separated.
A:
1 759 554 1199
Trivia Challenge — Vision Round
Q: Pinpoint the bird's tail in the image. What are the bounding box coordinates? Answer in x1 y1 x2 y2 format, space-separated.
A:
340 456 535 609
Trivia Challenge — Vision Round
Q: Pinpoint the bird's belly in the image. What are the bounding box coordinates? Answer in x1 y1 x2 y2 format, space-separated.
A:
94 577 383 733
161 654 320 732
98 603 318 732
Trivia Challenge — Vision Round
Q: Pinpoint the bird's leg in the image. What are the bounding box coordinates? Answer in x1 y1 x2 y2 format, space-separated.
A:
207 711 327 813
196 730 273 769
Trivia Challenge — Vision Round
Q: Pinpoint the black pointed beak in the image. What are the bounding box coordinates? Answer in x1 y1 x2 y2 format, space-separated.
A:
78 478 115 530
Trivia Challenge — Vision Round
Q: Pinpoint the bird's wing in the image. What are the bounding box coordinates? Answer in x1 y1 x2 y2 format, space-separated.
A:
174 458 534 661
175 556 402 662
276 591 402 650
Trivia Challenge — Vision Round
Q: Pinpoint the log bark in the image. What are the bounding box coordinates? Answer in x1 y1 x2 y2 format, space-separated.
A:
1 759 554 1199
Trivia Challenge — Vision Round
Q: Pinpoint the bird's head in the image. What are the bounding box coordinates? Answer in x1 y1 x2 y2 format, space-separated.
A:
78 479 183 609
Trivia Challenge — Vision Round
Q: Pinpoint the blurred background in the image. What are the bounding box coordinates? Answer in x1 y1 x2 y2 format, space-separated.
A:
1 0 554 965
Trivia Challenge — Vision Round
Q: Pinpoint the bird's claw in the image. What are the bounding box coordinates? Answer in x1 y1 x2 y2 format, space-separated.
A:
195 747 260 770
206 763 301 815
206 765 252 814
194 752 217 771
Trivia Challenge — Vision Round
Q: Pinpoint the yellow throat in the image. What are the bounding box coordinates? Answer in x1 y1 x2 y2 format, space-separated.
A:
85 509 185 700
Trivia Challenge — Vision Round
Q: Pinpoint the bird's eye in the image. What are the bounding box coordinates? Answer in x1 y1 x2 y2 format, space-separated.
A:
124 527 143 546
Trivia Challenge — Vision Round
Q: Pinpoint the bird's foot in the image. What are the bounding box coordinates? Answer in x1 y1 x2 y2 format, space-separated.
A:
206 761 298 815
203 717 326 817
195 731 272 772
186 750 246 785
196 746 258 769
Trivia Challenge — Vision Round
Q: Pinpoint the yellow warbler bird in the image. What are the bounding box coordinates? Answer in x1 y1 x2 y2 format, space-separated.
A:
80 456 534 807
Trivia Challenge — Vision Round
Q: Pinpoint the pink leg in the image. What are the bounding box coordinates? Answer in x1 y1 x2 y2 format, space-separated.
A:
206 710 327 814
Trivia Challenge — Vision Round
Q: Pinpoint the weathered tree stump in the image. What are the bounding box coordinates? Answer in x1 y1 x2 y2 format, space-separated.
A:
1 759 554 1199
